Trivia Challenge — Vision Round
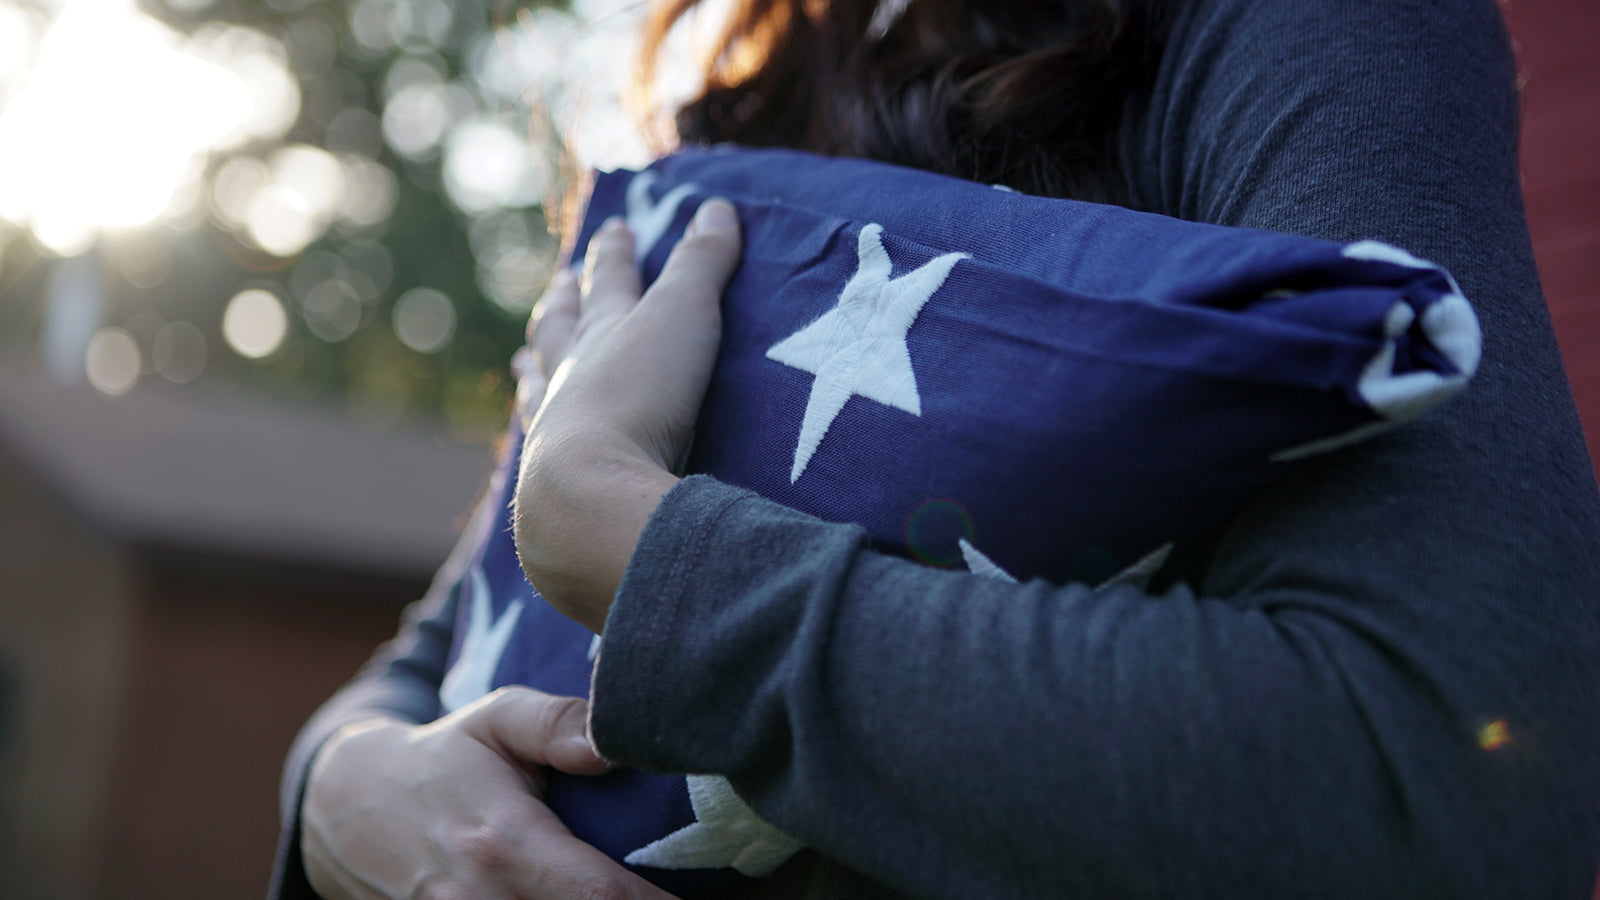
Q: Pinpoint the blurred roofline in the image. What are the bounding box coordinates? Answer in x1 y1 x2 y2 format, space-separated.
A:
0 353 496 583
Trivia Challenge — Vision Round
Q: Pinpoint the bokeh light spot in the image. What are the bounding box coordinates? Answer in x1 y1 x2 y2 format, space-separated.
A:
183 24 301 146
234 143 345 256
246 184 318 257
382 81 450 160
228 39 301 144
477 243 552 315
223 288 288 359
152 320 207 383
211 156 271 230
274 144 346 211
443 117 545 214
335 155 397 229
342 240 394 295
392 287 455 353
288 251 343 304
348 0 401 56
85 327 141 395
409 0 454 50
470 210 554 315
303 280 363 343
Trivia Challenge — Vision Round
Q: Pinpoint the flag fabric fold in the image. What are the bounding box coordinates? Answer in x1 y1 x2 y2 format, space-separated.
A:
437 145 1481 896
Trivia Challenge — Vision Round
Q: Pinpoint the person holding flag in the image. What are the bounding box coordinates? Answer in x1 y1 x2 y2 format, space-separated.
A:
275 0 1600 897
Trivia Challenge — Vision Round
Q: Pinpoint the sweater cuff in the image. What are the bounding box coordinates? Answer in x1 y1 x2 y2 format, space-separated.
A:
589 474 758 766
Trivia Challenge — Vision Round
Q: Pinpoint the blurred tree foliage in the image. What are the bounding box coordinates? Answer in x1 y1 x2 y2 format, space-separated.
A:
0 0 618 434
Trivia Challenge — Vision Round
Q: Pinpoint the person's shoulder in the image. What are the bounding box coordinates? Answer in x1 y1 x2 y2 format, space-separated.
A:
1129 0 1518 237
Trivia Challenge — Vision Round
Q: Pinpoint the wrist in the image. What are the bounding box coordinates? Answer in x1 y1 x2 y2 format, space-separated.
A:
513 428 678 633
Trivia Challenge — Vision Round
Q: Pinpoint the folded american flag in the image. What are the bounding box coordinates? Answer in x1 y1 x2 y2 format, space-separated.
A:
437 146 1480 895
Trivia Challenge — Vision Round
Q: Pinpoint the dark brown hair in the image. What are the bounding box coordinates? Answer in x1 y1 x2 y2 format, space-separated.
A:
634 0 1166 204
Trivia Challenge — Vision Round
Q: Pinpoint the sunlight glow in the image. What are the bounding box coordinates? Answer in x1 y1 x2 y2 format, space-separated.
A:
0 4 38 82
188 23 301 148
0 0 298 254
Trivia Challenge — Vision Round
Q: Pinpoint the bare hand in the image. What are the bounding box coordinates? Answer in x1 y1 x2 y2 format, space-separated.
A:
301 687 681 900
513 262 580 430
513 199 742 633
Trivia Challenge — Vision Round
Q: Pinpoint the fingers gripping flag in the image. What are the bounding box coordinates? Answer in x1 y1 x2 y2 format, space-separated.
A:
438 146 1481 896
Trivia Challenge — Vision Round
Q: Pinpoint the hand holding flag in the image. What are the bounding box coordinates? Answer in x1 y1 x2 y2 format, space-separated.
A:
513 200 743 634
300 689 680 900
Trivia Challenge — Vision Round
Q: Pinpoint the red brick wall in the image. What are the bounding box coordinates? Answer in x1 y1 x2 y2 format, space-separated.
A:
1506 0 1600 477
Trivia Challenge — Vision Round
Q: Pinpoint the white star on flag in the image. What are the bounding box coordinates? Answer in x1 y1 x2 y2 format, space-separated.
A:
766 223 967 482
439 566 524 713
623 775 803 877
959 538 1019 583
626 172 699 265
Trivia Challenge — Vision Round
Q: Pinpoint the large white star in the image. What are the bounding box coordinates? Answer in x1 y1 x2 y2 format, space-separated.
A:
438 566 525 713
766 224 967 482
623 775 803 877
625 171 699 265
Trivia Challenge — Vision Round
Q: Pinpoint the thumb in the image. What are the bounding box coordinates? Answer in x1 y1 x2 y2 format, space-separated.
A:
464 687 614 777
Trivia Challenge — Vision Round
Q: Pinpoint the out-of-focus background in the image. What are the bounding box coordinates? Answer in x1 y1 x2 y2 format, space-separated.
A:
0 0 673 895
0 0 1593 896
